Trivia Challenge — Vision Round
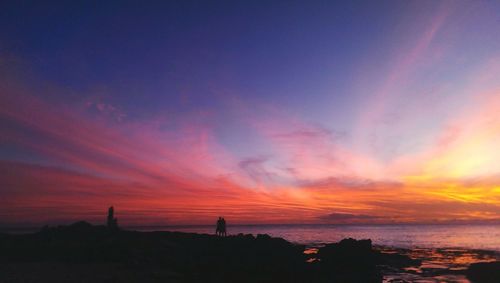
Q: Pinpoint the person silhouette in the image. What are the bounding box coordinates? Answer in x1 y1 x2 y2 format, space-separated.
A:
215 217 227 237
216 217 222 236
221 217 227 237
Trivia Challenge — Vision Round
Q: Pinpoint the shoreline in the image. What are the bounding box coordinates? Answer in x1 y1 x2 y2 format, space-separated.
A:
3 223 500 253
1 222 500 282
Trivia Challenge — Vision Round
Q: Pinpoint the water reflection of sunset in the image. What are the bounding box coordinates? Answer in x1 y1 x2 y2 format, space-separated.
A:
382 247 499 282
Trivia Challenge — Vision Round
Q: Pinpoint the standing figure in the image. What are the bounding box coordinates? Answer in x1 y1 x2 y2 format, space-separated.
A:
215 217 223 236
221 217 227 237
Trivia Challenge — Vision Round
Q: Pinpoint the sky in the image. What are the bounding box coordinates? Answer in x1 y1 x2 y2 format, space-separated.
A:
1 1 500 226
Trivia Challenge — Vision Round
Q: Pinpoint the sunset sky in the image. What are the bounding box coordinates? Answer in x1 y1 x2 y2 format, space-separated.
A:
1 1 500 226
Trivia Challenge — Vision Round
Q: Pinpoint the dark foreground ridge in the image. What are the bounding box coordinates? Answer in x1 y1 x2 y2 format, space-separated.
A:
0 221 499 283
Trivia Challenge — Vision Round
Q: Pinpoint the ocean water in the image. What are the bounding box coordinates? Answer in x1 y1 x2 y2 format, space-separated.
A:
136 224 500 251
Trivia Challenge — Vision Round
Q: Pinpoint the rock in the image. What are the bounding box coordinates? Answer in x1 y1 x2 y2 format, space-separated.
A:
1 225 386 283
317 238 382 283
466 261 500 283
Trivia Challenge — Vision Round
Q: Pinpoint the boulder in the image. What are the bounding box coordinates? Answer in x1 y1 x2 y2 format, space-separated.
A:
317 238 382 283
466 261 500 283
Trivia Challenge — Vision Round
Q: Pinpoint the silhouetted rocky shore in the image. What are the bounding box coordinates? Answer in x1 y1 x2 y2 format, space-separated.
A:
0 222 499 282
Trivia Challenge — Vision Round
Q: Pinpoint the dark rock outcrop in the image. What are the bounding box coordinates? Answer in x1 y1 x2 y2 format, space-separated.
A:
0 225 390 283
0 224 307 282
466 261 500 283
316 238 382 283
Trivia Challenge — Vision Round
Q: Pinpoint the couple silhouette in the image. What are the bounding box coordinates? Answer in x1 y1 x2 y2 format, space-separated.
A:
215 217 227 237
